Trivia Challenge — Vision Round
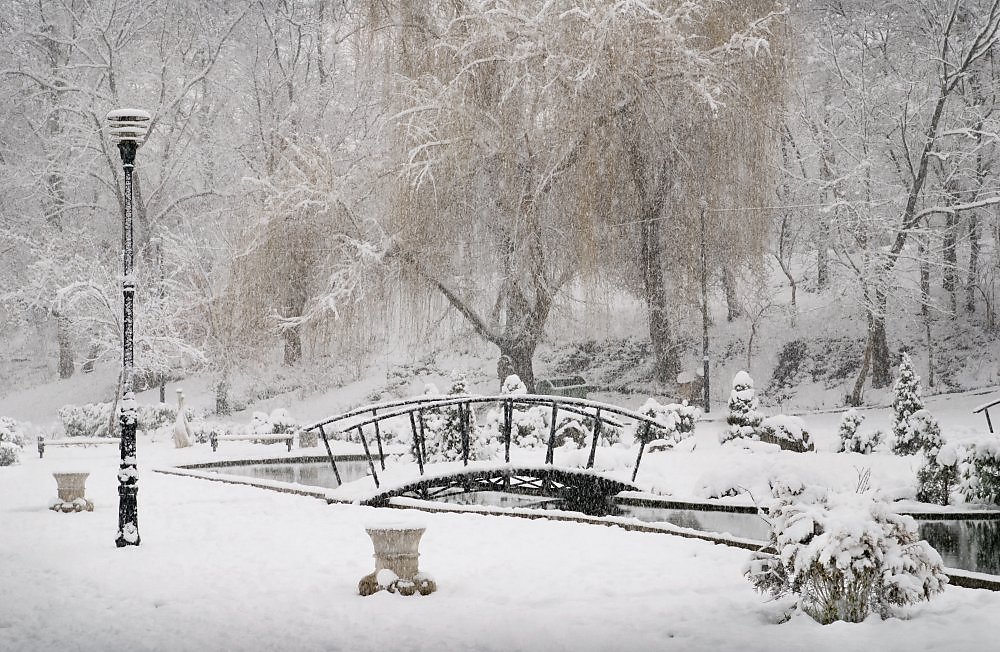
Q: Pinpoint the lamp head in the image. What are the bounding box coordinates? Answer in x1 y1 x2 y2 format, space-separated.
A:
106 108 151 145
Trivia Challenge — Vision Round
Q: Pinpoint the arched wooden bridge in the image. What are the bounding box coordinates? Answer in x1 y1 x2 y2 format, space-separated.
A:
362 465 640 515
299 393 670 504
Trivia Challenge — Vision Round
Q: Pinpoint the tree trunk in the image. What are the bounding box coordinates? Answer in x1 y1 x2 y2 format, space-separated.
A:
871 291 892 388
943 212 958 313
500 340 537 394
215 376 230 415
56 313 74 379
920 235 934 387
816 215 829 290
640 214 678 386
82 343 98 373
850 333 872 406
724 269 742 322
283 327 302 366
968 213 980 313
282 252 309 365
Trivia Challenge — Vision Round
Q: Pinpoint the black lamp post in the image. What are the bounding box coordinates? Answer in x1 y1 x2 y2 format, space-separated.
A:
107 108 151 548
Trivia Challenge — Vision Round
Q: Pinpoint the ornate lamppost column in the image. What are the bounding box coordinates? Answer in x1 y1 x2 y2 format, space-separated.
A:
107 108 151 548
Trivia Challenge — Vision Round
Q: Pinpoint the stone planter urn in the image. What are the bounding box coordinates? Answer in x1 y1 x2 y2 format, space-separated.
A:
359 523 436 596
50 472 94 513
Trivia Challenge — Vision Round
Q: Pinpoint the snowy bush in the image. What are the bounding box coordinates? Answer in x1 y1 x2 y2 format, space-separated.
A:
552 414 588 448
746 487 948 624
759 415 813 452
420 376 483 462
501 374 527 395
478 375 547 448
511 405 549 447
0 416 26 466
58 401 195 438
891 353 926 455
636 398 699 446
837 409 881 454
189 420 239 445
909 412 957 506
670 402 699 437
58 403 112 437
249 411 273 435
247 409 298 443
948 438 1000 505
722 371 762 443
269 408 297 434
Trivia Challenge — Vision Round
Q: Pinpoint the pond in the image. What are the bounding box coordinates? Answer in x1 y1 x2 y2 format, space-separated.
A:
616 503 1000 575
210 460 372 488
211 460 1000 575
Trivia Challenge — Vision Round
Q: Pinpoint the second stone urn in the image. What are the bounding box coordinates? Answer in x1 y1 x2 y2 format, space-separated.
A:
359 524 436 596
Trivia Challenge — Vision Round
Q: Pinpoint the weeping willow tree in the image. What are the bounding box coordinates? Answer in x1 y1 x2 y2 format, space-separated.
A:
584 1 787 386
367 0 786 390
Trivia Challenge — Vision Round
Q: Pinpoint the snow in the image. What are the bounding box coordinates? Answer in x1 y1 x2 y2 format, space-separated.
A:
733 370 754 388
4 373 1000 649
3 439 1000 651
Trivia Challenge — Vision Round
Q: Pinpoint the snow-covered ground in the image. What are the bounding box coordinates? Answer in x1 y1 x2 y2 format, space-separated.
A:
3 382 1000 650
3 439 999 652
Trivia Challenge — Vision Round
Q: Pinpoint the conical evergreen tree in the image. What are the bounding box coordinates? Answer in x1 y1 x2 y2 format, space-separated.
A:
723 371 762 443
891 353 925 455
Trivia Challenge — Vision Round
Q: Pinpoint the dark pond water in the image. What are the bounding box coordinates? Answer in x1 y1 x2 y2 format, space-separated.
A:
616 504 1000 575
213 461 1000 575
920 520 1000 575
212 460 372 488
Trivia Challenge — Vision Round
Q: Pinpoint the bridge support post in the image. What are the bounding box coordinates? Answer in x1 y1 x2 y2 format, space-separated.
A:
545 401 558 464
356 425 380 488
586 409 603 469
502 400 512 463
409 412 425 475
632 423 651 482
372 409 386 470
460 403 470 466
317 425 343 486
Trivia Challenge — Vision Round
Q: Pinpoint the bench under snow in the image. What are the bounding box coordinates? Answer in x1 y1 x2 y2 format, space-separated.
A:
37 436 120 458
210 433 294 452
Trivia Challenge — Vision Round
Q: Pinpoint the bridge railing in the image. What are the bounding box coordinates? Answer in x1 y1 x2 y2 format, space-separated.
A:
301 394 666 490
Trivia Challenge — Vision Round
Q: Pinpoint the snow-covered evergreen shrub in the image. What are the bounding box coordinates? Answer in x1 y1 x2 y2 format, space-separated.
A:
269 408 297 434
249 411 273 435
189 420 239 445
722 371 762 443
58 403 111 437
746 487 948 624
0 416 26 466
916 447 959 506
909 411 957 505
511 406 549 447
759 415 814 452
670 401 699 436
501 374 527 395
552 414 588 448
638 398 699 446
246 408 298 442
837 409 881 453
59 401 196 437
948 438 1000 505
478 375 549 448
891 353 925 455
420 376 481 462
